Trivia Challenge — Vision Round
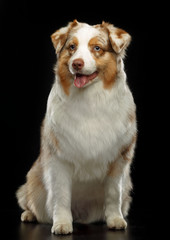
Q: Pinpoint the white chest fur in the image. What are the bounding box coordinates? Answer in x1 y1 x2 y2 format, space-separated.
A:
46 76 135 181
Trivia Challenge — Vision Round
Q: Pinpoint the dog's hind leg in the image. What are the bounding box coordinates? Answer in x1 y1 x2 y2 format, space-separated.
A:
16 183 37 222
16 158 50 223
21 210 36 222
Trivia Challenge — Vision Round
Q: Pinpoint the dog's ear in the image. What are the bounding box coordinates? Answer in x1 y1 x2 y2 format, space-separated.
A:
51 26 69 53
51 20 78 53
102 22 131 55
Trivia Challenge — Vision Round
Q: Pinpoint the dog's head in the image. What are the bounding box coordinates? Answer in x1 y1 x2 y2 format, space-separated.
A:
51 20 131 95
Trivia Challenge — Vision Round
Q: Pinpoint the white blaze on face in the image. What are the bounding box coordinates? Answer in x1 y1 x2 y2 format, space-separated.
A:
68 24 99 76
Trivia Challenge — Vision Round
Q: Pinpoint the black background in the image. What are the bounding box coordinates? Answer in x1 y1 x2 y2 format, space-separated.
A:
0 0 167 215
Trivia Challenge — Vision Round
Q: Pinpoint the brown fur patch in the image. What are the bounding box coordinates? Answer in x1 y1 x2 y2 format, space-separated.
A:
26 158 45 208
24 157 48 222
70 19 79 28
107 159 122 178
115 28 127 39
128 111 136 123
58 50 72 96
88 37 105 57
102 54 117 89
67 36 79 55
121 134 137 162
52 26 80 96
107 161 117 177
107 134 136 177
88 35 117 89
101 21 110 29
97 52 117 89
69 36 79 46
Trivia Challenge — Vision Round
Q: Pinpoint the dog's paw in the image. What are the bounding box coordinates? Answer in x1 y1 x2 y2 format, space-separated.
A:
107 216 127 230
21 210 36 222
51 222 73 235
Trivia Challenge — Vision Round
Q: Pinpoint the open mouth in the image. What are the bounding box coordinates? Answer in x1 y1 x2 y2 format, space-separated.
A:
74 71 98 88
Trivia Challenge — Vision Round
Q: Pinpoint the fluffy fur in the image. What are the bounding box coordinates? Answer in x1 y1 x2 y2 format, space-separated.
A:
16 20 137 235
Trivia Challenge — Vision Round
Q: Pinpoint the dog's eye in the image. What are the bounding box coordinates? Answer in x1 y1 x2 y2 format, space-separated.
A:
69 44 76 51
94 46 101 51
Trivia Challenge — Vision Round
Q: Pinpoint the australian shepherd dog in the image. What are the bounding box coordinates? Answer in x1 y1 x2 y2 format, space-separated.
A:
16 20 137 235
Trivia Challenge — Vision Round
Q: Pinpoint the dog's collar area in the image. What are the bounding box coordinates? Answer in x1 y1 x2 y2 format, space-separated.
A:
74 72 98 88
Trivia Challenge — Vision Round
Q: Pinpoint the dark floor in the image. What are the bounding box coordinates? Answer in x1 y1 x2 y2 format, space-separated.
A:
1 208 156 240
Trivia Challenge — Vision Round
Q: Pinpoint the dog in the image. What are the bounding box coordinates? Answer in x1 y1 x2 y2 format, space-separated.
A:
16 20 137 235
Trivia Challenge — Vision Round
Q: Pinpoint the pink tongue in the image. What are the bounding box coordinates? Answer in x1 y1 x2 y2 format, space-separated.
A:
74 75 89 88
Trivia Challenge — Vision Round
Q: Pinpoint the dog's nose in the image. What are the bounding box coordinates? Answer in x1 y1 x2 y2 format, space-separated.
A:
72 58 84 71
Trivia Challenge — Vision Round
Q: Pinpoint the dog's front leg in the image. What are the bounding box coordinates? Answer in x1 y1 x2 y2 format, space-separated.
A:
46 159 73 235
105 160 128 230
